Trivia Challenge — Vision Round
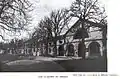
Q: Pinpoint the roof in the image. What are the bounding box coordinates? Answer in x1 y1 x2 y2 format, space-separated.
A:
64 18 107 37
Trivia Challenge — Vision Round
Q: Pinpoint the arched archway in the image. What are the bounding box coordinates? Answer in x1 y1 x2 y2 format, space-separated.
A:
88 41 101 56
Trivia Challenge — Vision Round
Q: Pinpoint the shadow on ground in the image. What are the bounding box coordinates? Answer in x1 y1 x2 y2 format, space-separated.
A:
55 56 107 72
0 56 107 72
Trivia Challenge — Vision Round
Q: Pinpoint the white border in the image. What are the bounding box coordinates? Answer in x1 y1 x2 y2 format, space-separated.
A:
1 0 120 79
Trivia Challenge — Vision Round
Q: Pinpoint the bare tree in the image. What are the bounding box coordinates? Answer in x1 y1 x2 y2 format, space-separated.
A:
43 9 71 56
0 0 32 40
32 20 48 56
70 0 107 22
32 9 71 56
70 0 107 34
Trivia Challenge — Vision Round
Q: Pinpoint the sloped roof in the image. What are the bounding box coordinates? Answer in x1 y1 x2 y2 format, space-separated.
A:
64 18 107 37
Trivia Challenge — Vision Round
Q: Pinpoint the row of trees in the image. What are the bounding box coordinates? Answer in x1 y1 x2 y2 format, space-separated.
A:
0 39 25 54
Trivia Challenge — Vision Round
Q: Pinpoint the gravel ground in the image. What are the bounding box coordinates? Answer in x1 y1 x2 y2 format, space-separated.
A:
0 55 107 72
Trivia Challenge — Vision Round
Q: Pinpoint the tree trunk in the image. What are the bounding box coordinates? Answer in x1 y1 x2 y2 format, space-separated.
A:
81 20 86 59
40 43 44 56
81 38 85 59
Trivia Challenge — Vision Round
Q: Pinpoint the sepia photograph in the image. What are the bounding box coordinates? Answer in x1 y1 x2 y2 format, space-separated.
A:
0 0 107 72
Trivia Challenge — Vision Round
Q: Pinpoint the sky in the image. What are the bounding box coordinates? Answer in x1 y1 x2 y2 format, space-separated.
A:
0 0 108 42
30 0 108 28
30 0 75 28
